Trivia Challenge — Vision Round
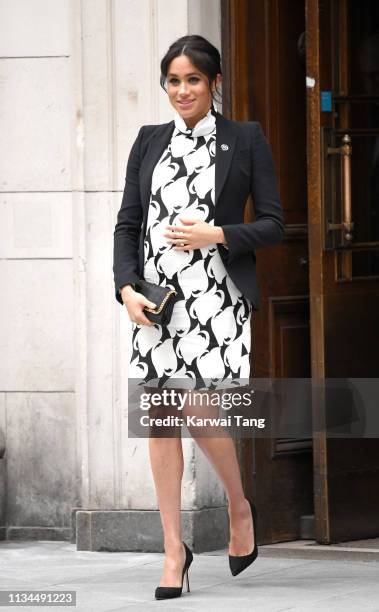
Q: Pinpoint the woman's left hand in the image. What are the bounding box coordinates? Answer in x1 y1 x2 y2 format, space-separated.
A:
165 217 222 250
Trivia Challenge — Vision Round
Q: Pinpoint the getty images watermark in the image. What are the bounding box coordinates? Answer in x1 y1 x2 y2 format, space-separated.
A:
138 387 266 430
126 377 379 438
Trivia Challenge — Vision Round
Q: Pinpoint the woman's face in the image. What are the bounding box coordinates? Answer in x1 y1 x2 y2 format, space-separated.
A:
166 55 217 128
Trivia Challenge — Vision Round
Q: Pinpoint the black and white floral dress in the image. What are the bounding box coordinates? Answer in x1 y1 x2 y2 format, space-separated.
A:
129 107 252 389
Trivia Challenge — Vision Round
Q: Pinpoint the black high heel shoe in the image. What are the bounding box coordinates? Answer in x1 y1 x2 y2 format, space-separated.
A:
155 541 193 600
229 499 258 576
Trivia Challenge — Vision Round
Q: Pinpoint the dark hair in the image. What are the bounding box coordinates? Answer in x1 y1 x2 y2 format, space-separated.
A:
160 35 222 103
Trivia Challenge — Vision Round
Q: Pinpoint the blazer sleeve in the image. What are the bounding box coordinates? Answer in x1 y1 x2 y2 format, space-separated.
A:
220 121 284 264
113 126 145 305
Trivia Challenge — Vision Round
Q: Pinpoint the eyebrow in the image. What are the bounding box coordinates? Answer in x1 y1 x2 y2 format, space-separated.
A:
167 72 201 77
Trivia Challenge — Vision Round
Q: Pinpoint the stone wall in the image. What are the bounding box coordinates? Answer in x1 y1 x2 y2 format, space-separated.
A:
0 0 225 548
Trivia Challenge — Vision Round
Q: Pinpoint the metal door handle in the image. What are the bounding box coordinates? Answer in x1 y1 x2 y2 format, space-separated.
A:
326 134 354 242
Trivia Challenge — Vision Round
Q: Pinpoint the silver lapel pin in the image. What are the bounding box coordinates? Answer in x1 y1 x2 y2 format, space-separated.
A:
221 143 229 151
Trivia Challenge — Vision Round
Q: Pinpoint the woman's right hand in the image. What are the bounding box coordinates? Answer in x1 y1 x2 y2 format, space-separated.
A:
120 285 156 327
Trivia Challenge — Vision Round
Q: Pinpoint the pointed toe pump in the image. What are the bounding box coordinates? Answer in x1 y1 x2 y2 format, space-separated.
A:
229 500 258 577
155 541 193 600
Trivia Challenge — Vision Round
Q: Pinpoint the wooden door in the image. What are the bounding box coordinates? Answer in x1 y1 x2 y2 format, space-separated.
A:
221 0 314 544
306 0 379 542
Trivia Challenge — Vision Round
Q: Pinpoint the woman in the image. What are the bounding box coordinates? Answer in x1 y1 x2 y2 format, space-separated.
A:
113 35 284 600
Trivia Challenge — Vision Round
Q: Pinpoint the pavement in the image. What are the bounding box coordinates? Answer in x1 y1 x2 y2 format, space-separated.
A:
0 540 379 612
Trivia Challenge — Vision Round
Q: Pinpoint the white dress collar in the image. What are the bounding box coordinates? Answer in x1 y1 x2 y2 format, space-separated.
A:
173 103 217 138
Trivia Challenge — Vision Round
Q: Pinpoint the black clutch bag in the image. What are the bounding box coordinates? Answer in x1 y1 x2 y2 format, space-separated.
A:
134 279 177 325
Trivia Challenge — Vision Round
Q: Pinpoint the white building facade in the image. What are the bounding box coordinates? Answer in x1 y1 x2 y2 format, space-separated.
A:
0 0 228 551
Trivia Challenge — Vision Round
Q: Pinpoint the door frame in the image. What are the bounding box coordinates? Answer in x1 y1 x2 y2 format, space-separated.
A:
304 0 329 542
221 0 330 543
221 0 314 544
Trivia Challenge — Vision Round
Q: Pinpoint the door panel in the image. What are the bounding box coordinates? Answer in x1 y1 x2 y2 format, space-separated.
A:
306 0 379 543
222 0 313 544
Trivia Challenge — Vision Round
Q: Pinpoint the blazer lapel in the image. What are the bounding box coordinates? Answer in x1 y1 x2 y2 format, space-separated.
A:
215 113 237 207
140 121 175 213
140 112 237 214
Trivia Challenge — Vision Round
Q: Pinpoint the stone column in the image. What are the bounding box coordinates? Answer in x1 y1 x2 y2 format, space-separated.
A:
0 0 79 541
0 0 225 551
74 0 227 553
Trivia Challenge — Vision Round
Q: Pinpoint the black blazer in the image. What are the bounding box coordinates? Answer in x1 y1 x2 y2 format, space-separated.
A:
113 111 284 311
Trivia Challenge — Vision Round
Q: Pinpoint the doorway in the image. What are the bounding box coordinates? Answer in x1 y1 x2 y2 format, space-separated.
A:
221 0 379 544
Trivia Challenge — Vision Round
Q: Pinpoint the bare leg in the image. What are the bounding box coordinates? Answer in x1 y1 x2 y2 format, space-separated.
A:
183 399 254 556
148 437 186 586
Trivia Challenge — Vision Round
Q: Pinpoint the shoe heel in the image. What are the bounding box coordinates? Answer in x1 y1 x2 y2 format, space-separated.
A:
154 541 193 600
228 499 259 577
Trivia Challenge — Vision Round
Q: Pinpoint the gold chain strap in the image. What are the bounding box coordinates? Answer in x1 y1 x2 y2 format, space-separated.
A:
144 289 177 314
